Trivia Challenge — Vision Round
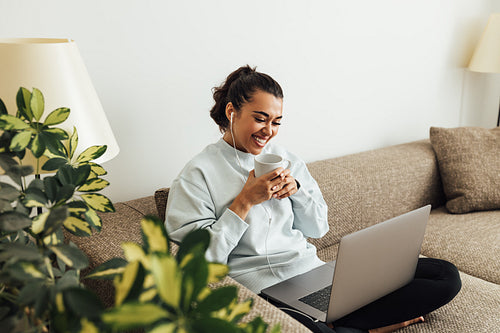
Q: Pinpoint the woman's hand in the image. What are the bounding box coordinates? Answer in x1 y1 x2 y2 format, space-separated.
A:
229 168 287 221
272 168 299 200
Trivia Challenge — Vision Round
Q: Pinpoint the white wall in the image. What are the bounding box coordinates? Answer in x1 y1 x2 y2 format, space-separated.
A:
0 0 498 202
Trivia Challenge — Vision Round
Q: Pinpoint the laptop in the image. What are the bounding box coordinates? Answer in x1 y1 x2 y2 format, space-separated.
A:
261 205 431 323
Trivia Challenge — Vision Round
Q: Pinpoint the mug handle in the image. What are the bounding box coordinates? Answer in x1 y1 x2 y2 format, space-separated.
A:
283 159 291 170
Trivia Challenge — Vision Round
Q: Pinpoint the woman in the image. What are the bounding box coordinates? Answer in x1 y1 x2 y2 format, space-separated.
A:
165 65 461 333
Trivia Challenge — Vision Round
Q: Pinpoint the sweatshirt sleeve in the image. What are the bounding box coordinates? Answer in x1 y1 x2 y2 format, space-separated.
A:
165 175 248 264
288 158 329 238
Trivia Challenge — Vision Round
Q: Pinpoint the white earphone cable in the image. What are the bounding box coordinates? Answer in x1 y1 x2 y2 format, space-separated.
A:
229 114 280 281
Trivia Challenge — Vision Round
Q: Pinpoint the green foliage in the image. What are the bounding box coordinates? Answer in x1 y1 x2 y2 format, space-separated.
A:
90 216 281 333
0 88 280 333
0 88 114 332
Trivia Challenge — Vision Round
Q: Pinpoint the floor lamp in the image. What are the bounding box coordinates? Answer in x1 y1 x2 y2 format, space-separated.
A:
468 13 500 127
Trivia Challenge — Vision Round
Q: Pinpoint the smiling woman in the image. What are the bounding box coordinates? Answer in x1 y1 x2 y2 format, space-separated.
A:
163 65 461 333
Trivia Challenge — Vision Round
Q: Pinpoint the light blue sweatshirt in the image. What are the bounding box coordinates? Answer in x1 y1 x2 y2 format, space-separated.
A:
165 139 329 293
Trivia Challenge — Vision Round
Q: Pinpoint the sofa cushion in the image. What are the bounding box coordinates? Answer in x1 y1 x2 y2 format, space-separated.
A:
398 271 500 332
429 126 500 214
421 207 500 284
307 140 445 249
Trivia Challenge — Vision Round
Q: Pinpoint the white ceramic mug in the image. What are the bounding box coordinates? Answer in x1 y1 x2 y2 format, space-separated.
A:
254 153 291 178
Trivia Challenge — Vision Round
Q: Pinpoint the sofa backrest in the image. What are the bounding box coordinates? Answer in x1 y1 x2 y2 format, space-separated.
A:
154 140 446 251
307 140 446 250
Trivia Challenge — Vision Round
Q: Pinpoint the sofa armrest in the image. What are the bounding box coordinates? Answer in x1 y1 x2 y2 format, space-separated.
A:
66 196 157 306
213 275 310 332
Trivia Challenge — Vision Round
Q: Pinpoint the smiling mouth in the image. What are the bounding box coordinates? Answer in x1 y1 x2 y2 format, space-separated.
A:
253 135 267 146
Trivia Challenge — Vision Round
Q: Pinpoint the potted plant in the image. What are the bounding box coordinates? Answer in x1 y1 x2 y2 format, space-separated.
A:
0 87 113 332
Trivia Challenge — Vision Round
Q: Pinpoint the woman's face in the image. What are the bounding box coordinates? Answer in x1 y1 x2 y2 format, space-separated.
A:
224 90 283 155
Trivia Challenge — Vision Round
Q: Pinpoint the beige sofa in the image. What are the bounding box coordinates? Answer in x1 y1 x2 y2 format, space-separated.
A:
73 139 500 332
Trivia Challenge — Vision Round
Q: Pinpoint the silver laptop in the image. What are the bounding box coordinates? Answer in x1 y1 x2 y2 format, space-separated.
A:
261 205 431 323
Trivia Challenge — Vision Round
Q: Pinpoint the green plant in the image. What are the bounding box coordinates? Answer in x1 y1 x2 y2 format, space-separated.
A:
0 87 114 332
0 87 280 333
87 215 281 333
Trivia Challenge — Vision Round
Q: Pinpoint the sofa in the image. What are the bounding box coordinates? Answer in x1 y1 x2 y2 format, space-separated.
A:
72 133 500 332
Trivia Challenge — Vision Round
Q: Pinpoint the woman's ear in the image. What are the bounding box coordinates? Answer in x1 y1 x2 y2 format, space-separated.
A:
225 102 234 123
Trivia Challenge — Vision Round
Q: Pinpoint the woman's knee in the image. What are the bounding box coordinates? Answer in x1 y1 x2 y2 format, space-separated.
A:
440 259 462 301
415 258 462 304
423 258 462 303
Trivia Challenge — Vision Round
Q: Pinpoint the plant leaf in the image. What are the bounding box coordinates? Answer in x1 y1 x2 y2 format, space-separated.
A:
225 299 253 324
150 254 181 308
80 193 114 212
78 178 109 192
33 285 50 318
0 97 7 115
41 157 68 171
30 88 44 121
76 145 107 163
42 227 64 246
84 207 102 231
208 262 229 283
141 215 169 253
69 126 78 159
121 242 148 267
177 228 210 264
23 187 47 207
0 114 30 130
56 184 76 204
9 130 32 152
6 261 46 280
4 164 34 186
148 323 177 333
56 269 80 291
85 258 127 280
32 211 49 234
17 280 46 306
88 162 107 176
0 181 20 202
0 211 32 232
0 242 43 262
181 253 208 308
16 87 33 120
43 206 69 236
101 302 169 330
114 261 145 306
50 244 89 269
30 133 46 158
41 131 68 157
0 154 18 173
63 216 92 236
191 318 237 333
63 287 104 319
57 164 91 187
79 318 99 333
44 107 70 126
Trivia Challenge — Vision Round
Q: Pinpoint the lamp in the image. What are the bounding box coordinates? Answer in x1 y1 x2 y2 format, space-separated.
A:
468 13 500 127
0 38 119 167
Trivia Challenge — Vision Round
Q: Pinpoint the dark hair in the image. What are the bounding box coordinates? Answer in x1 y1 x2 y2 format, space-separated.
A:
210 65 284 132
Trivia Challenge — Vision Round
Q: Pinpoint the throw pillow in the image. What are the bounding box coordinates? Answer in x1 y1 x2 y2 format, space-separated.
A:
429 126 500 214
154 188 170 222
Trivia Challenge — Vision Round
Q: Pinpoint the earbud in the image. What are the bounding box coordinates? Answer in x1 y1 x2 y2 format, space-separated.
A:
230 112 234 123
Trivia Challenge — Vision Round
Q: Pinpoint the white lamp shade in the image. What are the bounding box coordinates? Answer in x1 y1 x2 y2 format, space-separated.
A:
468 14 500 73
0 38 119 165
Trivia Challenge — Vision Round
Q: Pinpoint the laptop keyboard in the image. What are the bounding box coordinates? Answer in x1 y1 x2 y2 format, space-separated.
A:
298 285 332 312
